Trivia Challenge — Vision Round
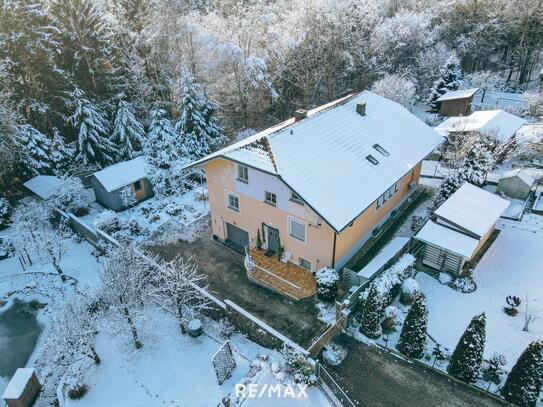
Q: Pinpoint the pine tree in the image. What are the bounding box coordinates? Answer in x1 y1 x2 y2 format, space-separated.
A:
460 140 494 186
144 104 180 169
501 340 543 407
112 100 145 160
434 171 465 208
0 1 67 130
175 72 226 161
50 128 74 175
427 53 462 111
66 87 115 167
359 284 385 339
397 294 428 358
447 313 486 383
118 0 150 34
17 123 53 174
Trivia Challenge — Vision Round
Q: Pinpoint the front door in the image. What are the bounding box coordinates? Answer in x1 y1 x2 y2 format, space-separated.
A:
267 226 280 253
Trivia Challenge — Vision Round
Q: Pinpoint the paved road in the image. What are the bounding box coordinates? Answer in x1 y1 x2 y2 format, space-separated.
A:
324 334 507 407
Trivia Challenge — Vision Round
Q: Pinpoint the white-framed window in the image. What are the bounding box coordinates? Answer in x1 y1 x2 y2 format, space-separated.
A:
264 191 277 206
237 164 248 183
299 258 311 270
225 191 240 212
288 216 306 242
290 191 304 205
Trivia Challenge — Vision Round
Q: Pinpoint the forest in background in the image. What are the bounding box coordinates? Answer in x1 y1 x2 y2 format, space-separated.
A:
1 0 543 197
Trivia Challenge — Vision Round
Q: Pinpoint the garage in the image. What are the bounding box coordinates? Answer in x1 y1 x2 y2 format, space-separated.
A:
225 223 249 254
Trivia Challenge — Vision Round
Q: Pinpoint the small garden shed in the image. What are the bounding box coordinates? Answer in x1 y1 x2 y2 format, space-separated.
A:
415 183 509 275
23 175 63 200
436 88 480 117
496 169 535 200
1 368 41 407
90 156 154 211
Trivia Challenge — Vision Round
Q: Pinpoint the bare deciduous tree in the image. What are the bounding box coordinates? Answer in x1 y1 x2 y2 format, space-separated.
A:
522 291 541 332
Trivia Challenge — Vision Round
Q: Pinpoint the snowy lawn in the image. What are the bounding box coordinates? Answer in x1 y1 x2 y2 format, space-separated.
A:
81 186 209 243
416 215 543 369
65 311 330 407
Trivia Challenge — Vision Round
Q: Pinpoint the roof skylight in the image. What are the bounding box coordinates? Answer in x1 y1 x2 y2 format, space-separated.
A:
366 154 379 165
373 143 390 157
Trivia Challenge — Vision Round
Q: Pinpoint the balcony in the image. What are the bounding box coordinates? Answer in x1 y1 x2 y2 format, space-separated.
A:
244 246 316 300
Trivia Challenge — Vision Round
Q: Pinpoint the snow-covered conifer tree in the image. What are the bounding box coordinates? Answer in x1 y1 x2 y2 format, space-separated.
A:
501 340 543 407
397 294 428 358
112 100 145 160
66 87 115 167
434 170 465 208
175 72 226 161
359 284 385 339
0 198 11 229
150 256 210 334
50 128 74 175
460 140 494 186
447 313 486 383
100 244 149 348
427 53 462 111
17 123 53 174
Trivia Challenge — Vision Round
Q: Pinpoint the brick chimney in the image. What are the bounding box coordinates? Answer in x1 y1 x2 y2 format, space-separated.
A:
356 102 366 116
294 109 308 122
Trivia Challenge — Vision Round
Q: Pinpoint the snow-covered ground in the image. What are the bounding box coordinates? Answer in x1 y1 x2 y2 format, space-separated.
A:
64 311 329 407
81 186 209 243
417 214 543 369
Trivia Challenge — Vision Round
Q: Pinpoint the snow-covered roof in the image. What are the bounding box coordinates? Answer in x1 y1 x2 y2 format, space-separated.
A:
434 183 510 238
187 92 443 232
92 156 148 192
1 368 36 399
499 168 535 186
23 175 63 200
434 110 527 141
416 221 480 258
357 236 410 279
436 88 480 102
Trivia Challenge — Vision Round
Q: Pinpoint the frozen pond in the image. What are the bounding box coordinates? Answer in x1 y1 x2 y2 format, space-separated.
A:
0 299 43 385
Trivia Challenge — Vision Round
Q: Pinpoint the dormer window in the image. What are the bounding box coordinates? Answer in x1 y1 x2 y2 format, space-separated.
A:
366 154 379 165
373 144 390 157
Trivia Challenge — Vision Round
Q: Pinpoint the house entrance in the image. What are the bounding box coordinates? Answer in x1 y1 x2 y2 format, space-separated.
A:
265 225 280 256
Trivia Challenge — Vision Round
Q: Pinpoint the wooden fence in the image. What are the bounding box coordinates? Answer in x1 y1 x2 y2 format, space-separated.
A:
307 315 347 357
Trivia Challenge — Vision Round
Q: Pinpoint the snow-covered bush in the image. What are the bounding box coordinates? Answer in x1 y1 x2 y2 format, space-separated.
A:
315 266 339 301
448 313 486 383
373 253 416 304
235 128 257 142
400 278 420 305
371 74 417 110
449 276 476 293
93 210 121 234
481 353 507 387
0 198 11 229
282 345 312 383
397 294 428 358
382 305 399 333
410 215 426 233
194 187 209 202
438 272 452 285
322 344 346 366
359 284 385 339
217 317 235 339
48 177 89 216
66 375 86 399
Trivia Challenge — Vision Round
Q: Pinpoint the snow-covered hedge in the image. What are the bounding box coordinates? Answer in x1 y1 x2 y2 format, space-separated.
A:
315 266 339 301
400 278 420 305
371 253 416 304
93 210 121 234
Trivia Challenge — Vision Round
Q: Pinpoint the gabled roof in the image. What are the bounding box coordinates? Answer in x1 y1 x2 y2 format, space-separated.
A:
92 156 148 192
500 168 535 186
23 175 64 200
436 88 480 102
434 183 510 238
434 110 527 141
187 91 443 232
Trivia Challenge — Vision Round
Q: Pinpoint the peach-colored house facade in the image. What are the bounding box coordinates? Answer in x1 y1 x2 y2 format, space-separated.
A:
204 157 422 271
187 92 443 288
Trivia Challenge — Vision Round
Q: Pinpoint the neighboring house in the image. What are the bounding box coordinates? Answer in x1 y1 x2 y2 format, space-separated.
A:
90 157 153 211
434 109 527 142
497 169 535 200
436 88 480 117
415 183 509 275
23 175 64 200
185 91 443 298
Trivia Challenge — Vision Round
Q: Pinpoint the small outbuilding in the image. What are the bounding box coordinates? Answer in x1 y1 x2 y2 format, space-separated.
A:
1 368 41 407
434 109 527 142
436 88 480 117
90 156 154 211
497 169 535 200
23 175 64 200
415 183 509 275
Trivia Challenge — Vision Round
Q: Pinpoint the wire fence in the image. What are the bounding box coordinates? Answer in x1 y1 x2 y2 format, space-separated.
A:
317 362 358 407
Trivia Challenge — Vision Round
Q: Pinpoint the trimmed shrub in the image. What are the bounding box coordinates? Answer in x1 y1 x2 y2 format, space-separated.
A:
397 294 428 358
448 313 486 383
315 267 339 301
